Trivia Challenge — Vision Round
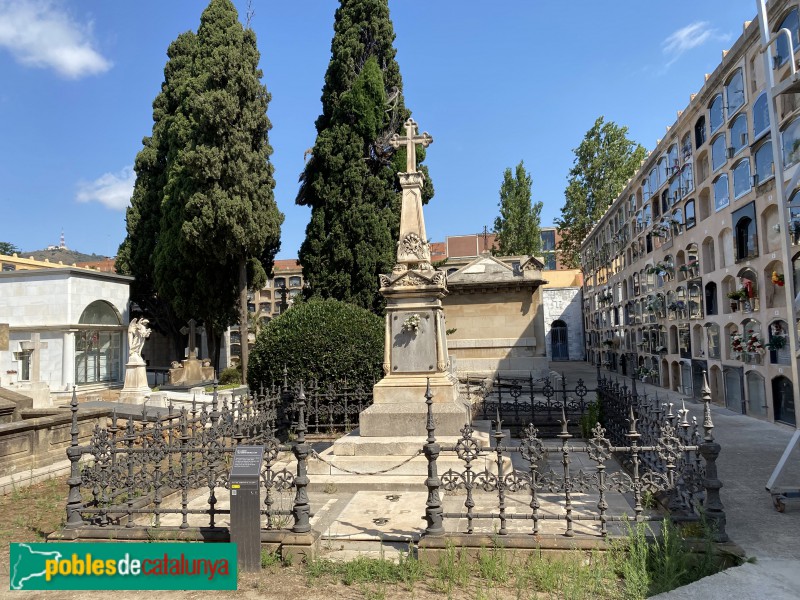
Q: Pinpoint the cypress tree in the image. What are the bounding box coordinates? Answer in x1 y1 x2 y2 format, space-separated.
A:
120 0 283 376
297 0 434 313
493 161 543 256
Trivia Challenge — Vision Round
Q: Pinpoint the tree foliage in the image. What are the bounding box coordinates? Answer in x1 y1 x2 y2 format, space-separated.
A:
248 298 383 390
556 116 646 268
297 0 433 313
493 161 543 256
118 0 283 370
0 242 20 256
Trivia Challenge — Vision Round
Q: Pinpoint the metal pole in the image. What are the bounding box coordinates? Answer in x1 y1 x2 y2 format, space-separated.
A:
755 0 800 429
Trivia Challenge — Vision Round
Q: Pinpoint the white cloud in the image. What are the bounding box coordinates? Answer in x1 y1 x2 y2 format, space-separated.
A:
662 21 731 67
76 166 134 210
0 0 111 78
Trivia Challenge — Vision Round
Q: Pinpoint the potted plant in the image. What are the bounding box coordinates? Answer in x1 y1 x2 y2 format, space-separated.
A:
726 290 744 310
766 334 787 351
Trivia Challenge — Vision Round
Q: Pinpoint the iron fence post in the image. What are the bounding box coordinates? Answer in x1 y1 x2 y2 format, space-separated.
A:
291 382 311 533
423 378 444 536
699 372 728 542
65 388 85 528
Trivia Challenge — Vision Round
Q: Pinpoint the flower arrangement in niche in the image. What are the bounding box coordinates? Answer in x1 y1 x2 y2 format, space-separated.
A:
744 330 766 354
772 271 785 287
402 313 422 333
730 332 744 355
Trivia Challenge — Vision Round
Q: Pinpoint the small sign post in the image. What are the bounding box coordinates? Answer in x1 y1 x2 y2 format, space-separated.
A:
229 445 264 572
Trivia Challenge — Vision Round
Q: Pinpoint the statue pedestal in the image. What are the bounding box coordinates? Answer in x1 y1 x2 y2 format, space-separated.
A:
168 357 215 387
360 373 466 437
119 359 151 403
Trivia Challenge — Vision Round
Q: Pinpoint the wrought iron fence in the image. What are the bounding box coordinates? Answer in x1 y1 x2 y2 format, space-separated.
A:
423 373 727 541
297 379 372 435
64 385 312 534
470 372 595 432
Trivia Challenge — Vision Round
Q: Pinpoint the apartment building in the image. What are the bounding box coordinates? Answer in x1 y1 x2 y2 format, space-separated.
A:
581 1 800 426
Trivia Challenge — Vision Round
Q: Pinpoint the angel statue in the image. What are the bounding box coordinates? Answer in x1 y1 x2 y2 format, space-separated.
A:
127 318 151 361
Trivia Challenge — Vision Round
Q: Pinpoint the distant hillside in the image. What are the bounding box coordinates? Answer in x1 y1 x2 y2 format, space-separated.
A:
20 248 109 264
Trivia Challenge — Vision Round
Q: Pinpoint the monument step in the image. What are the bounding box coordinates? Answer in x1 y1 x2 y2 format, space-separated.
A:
330 422 494 456
305 453 506 477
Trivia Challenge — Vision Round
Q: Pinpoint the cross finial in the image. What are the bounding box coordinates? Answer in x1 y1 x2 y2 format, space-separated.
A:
389 118 433 173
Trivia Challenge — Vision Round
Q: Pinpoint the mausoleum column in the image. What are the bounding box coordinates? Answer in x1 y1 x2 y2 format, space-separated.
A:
62 330 75 391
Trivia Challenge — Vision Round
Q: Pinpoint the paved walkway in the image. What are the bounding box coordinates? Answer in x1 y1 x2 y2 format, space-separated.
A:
557 361 800 599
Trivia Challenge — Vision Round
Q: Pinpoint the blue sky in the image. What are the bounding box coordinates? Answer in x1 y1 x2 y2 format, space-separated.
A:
0 0 756 259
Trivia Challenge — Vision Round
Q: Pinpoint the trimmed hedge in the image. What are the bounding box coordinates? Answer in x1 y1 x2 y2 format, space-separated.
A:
248 297 383 390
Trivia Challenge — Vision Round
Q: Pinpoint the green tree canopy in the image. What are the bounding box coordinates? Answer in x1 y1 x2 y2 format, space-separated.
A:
493 161 543 256
555 116 646 268
297 0 433 313
119 0 283 374
0 242 20 256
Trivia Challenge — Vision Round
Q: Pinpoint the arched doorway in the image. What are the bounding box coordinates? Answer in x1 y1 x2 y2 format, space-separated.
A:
551 320 569 361
772 376 796 426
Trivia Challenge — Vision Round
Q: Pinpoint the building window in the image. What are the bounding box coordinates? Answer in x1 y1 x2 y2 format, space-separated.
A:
753 93 770 138
776 8 800 67
289 276 302 287
754 141 774 184
782 118 800 167
681 162 694 195
682 132 693 161
259 302 271 312
18 349 32 381
657 158 667 189
709 94 724 133
706 323 721 359
1 263 15 272
725 69 745 117
74 301 122 385
685 200 696 229
274 277 286 288
541 230 556 251
732 159 752 199
695 116 706 148
711 134 727 171
713 175 730 211
733 202 758 262
730 114 748 155
705 282 718 315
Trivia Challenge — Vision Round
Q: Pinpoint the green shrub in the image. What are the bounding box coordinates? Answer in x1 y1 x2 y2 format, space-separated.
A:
218 366 242 386
248 297 383 390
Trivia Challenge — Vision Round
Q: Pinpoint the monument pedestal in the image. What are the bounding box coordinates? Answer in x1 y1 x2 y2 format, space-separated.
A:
119 360 151 403
360 373 467 437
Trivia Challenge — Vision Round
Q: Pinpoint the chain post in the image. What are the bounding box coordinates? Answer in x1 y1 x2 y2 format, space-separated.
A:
291 381 311 533
65 387 85 528
423 378 444 536
699 371 728 542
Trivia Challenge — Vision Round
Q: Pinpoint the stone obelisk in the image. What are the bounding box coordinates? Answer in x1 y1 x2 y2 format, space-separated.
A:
358 118 468 437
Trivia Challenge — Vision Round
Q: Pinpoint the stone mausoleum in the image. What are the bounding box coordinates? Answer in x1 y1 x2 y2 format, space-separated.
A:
0 255 131 407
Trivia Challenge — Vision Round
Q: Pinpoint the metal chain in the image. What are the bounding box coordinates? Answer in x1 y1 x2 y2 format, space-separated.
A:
309 449 423 475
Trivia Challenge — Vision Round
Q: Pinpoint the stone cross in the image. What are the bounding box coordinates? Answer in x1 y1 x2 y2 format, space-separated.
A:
390 118 433 174
25 333 47 382
180 319 198 359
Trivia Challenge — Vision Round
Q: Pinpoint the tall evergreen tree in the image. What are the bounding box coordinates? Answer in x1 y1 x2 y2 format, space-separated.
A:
556 116 646 268
297 0 434 313
119 0 283 378
493 161 543 256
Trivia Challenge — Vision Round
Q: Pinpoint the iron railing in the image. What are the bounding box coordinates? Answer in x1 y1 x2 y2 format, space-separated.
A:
470 372 595 432
65 385 312 534
423 372 727 541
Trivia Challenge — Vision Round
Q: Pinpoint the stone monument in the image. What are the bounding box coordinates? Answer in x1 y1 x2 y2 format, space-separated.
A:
166 319 215 387
119 318 152 402
358 118 468 437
